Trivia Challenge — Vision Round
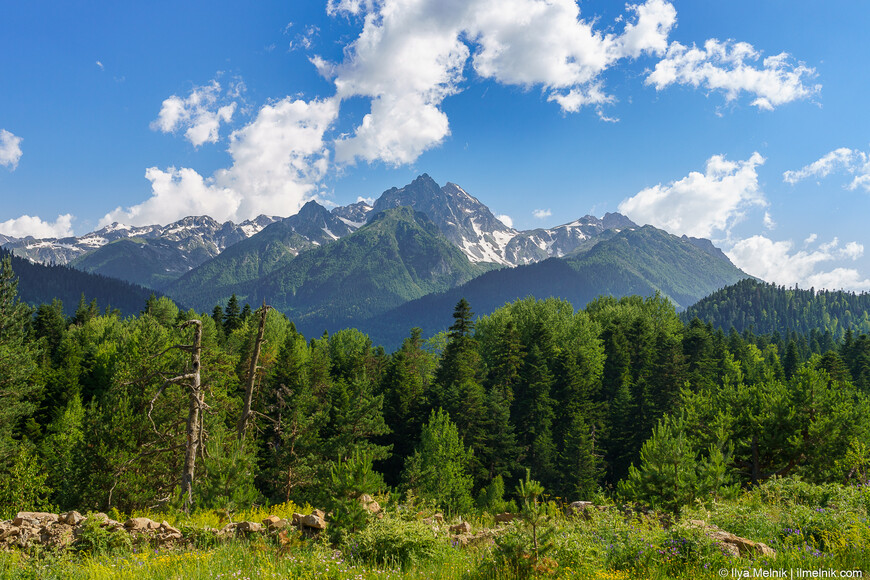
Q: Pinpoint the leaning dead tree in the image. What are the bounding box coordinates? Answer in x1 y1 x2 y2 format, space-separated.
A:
237 300 270 440
147 319 204 510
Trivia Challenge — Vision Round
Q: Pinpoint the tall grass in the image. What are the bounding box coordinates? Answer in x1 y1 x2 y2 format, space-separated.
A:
1 478 868 579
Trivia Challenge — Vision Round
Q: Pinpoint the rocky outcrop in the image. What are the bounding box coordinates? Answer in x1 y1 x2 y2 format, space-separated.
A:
0 508 333 551
685 520 776 558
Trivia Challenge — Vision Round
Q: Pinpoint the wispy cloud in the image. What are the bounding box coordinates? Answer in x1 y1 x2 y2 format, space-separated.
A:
783 147 870 191
533 209 552 219
647 39 820 110
151 79 243 147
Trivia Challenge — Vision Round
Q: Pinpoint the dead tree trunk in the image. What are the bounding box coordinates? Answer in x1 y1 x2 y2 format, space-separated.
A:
237 301 270 440
179 319 203 509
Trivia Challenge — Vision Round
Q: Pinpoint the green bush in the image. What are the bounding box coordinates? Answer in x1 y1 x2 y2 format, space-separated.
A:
343 512 445 569
73 513 132 555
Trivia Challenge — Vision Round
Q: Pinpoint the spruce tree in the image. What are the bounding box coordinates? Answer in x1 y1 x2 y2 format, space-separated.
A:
433 299 489 486
402 408 474 515
223 294 242 333
0 258 42 463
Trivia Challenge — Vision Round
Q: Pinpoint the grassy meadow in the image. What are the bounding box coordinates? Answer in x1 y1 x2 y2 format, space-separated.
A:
1 478 868 579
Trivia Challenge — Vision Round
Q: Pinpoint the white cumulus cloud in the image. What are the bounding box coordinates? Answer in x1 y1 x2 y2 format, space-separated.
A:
104 97 339 227
727 235 870 291
151 80 240 147
322 0 678 166
646 39 820 110
0 214 74 238
783 147 870 191
0 129 23 170
533 209 552 219
618 152 766 238
496 214 514 228
101 167 240 227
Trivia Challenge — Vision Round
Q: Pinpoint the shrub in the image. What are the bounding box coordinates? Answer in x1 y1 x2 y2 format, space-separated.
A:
74 513 132 555
343 512 445 569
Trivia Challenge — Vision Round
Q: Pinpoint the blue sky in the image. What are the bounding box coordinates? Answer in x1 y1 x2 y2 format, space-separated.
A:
2 0 869 290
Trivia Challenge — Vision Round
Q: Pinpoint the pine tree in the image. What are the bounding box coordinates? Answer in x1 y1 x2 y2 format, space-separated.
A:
618 414 697 514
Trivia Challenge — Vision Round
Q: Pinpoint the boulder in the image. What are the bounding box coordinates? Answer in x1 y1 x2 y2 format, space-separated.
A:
433 513 444 523
13 512 58 527
301 513 327 530
450 521 472 534
217 523 239 538
494 512 516 523
686 520 776 558
237 521 262 533
159 521 181 535
124 517 161 531
61 511 84 526
263 515 288 531
359 494 382 514
291 513 304 526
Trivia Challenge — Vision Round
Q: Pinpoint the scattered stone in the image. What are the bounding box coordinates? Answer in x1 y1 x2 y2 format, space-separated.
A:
494 512 516 524
217 523 239 538
450 521 472 534
301 513 327 530
433 513 444 523
124 517 160 531
454 535 470 547
359 494 382 514
263 516 288 531
60 511 84 526
159 521 181 535
237 521 262 533
40 523 76 549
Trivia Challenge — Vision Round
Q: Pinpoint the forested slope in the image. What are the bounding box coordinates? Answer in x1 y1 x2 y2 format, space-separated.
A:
1 247 158 316
683 278 870 339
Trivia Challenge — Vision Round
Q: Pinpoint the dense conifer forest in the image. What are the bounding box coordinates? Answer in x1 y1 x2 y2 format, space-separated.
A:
3 254 869 520
684 278 870 339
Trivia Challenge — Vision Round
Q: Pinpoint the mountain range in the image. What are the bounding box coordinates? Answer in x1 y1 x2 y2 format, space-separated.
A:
2 174 753 346
3 215 280 287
